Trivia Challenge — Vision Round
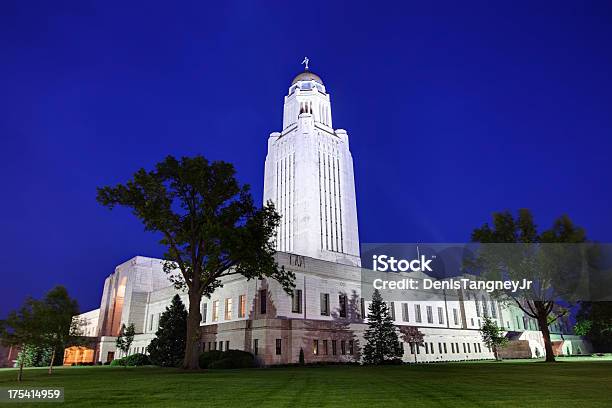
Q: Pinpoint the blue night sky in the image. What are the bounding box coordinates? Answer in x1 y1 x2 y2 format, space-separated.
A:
1 1 611 315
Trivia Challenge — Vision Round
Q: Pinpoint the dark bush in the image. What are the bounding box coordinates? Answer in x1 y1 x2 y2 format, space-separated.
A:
198 350 225 369
124 353 152 366
199 349 255 369
110 358 125 366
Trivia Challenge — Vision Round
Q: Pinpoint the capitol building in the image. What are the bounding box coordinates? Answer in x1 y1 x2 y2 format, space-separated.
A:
64 65 590 366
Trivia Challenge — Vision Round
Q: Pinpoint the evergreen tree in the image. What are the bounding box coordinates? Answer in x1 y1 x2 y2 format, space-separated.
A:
479 317 508 361
147 295 188 367
363 290 402 364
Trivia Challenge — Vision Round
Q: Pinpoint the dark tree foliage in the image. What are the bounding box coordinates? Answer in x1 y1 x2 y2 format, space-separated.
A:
0 297 46 381
471 209 587 362
363 290 403 364
147 294 188 367
97 155 295 369
38 286 81 374
399 326 424 363
575 301 612 352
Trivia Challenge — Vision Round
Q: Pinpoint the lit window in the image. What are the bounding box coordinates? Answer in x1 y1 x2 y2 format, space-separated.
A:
238 295 246 318
313 340 319 355
201 303 207 323
225 298 233 320
212 300 219 322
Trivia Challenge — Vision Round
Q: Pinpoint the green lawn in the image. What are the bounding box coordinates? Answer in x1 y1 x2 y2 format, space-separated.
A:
1 359 611 407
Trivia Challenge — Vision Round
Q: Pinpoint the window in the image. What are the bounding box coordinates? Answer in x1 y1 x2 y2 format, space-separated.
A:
415 304 422 323
451 343 455 353
349 340 354 354
389 302 395 320
455 342 459 353
463 343 466 353
471 318 474 327
430 342 434 354
201 303 207 323
225 298 233 320
238 295 246 318
402 303 409 322
323 340 329 355
149 314 154 331
320 293 330 316
438 307 444 324
424 342 429 354
313 340 319 355
426 306 433 324
443 343 447 353
332 340 337 355
212 300 219 322
516 315 521 329
439 343 443 353
478 343 482 353
482 296 489 317
474 342 477 353
253 339 259 355
292 289 303 313
341 340 346 355
467 343 471 353
339 294 347 318
360 298 365 318
208 342 212 351
453 308 459 325
260 290 267 314
219 341 223 351
226 340 230 350
475 298 481 317
275 339 282 355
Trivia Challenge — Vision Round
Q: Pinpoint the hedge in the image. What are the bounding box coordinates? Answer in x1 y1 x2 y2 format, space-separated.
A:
199 349 255 369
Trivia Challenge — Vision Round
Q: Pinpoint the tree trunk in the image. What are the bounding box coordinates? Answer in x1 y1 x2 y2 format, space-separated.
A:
183 290 202 369
17 357 24 382
535 302 556 362
48 349 56 375
493 345 500 361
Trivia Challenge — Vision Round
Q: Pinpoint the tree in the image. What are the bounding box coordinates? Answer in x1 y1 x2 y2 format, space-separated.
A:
97 155 295 369
471 209 587 362
147 294 188 367
399 326 424 363
479 317 508 361
38 286 82 375
0 297 46 381
574 301 612 352
362 290 402 364
115 323 135 366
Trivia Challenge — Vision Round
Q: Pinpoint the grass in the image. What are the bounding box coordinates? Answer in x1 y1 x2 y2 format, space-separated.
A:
1 359 611 407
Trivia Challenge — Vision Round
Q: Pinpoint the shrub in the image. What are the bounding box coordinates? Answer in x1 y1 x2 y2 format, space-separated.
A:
124 353 152 366
110 358 125 366
198 349 255 369
198 350 225 369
